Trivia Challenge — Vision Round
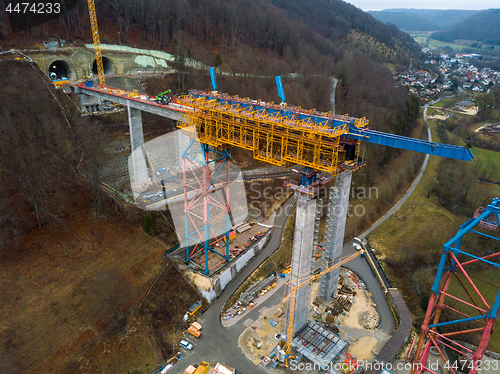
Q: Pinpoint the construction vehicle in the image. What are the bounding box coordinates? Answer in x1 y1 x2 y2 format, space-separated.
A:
341 353 358 374
187 322 202 337
280 250 362 366
155 90 172 104
187 325 201 337
213 362 235 374
191 361 210 374
187 300 202 316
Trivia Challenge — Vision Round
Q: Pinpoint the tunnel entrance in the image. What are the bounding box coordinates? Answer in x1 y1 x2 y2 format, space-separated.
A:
48 60 72 80
92 57 114 75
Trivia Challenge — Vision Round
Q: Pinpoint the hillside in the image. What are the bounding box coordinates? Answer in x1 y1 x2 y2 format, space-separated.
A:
0 59 82 242
431 9 500 45
370 9 479 32
268 0 418 57
0 0 420 71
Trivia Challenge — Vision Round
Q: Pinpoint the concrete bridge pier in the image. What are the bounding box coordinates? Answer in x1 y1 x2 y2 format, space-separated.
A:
77 92 101 113
319 170 352 300
286 193 317 336
128 106 148 187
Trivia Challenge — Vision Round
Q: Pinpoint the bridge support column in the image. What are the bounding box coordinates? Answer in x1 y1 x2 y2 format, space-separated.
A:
286 193 316 337
128 106 148 186
319 170 352 300
77 92 101 113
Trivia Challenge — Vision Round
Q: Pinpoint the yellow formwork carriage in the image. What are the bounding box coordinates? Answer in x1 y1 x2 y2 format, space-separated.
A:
177 95 355 175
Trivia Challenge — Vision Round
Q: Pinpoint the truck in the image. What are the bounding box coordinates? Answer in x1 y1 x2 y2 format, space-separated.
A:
191 321 202 330
187 321 202 337
188 325 201 337
213 362 235 374
193 361 210 374
187 300 202 316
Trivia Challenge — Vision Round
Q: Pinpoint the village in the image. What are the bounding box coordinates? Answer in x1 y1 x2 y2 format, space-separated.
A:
397 51 500 100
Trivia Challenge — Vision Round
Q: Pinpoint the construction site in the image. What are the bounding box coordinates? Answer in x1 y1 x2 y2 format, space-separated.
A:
70 54 500 374
4 2 500 374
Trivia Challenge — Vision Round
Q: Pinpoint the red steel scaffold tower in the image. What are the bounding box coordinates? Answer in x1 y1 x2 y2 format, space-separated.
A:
182 140 231 275
412 197 500 374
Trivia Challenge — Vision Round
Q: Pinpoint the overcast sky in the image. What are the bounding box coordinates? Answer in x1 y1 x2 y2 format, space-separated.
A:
346 0 498 11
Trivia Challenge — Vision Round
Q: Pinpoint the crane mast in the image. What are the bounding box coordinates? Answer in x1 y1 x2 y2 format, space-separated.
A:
284 250 362 356
87 0 105 87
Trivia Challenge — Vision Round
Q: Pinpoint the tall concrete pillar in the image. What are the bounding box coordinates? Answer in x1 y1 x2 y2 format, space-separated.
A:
286 193 317 337
319 170 352 300
128 106 148 186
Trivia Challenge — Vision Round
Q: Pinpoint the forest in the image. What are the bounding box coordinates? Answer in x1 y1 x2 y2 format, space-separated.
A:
369 9 479 32
1 0 421 71
431 9 500 46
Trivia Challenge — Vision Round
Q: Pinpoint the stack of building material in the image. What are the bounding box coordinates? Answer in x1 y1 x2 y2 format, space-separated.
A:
238 274 276 305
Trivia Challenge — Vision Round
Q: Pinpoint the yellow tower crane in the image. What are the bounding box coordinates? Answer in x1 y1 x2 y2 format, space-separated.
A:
87 0 105 87
282 250 363 365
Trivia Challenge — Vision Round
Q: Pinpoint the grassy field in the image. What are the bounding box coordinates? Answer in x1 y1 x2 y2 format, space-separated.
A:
409 31 469 50
409 31 432 46
471 147 500 182
409 31 500 51
428 39 473 51
368 113 500 350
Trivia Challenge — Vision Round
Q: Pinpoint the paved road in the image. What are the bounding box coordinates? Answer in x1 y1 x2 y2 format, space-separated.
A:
170 196 297 374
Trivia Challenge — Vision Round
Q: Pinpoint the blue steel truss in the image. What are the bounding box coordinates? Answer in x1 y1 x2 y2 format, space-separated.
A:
210 67 217 91
432 198 500 319
348 128 475 161
413 198 500 374
275 76 286 103
189 91 474 162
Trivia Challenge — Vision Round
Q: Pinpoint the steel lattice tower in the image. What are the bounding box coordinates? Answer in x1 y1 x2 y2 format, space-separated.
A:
412 198 500 374
182 140 231 275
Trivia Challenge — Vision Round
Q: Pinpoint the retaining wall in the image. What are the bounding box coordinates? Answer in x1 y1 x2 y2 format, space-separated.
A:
197 229 273 302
